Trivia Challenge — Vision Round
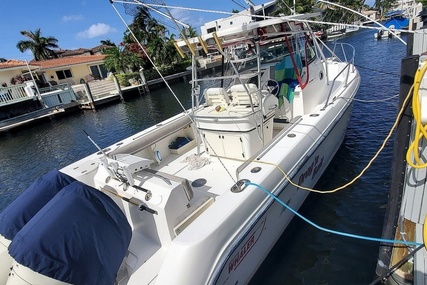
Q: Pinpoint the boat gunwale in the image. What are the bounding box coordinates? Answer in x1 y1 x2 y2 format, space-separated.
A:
208 78 359 284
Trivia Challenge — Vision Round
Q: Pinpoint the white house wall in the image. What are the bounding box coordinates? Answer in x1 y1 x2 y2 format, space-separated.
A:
43 62 104 85
0 69 25 87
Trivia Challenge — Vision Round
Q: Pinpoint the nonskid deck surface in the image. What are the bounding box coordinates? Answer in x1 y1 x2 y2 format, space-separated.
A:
150 144 244 197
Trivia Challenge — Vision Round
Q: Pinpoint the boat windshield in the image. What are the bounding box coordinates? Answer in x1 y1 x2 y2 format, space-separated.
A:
234 31 316 73
193 22 318 101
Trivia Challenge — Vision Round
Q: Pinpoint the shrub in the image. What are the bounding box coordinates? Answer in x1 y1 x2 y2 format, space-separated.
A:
114 59 191 87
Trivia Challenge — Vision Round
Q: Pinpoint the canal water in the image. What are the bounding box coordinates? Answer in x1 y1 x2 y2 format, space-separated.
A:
0 28 406 284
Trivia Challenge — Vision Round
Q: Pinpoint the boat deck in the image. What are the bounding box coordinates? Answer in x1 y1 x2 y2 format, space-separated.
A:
151 143 248 197
149 121 288 197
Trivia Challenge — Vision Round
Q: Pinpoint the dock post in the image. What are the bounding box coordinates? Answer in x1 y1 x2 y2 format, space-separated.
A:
112 73 124 101
84 83 96 110
139 67 149 93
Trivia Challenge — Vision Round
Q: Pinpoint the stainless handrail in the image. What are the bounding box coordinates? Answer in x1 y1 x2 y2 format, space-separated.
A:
320 42 356 108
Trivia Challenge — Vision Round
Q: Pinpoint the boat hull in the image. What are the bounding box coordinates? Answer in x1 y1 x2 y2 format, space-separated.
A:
154 68 360 284
212 101 354 284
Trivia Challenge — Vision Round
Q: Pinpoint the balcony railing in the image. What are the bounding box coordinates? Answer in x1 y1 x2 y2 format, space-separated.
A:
0 82 77 107
0 83 35 105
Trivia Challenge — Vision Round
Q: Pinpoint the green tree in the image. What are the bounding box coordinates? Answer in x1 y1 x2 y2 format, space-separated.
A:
418 0 427 10
124 6 163 45
316 0 365 24
123 6 186 67
183 25 198 38
100 39 116 46
102 44 144 73
274 0 315 15
375 0 394 17
16 28 59 61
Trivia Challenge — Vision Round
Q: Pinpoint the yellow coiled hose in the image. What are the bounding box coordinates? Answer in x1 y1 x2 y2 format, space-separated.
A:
406 61 427 168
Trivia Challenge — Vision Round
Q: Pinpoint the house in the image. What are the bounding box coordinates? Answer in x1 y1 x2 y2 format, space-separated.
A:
0 47 111 113
0 60 38 88
31 45 112 86
30 54 108 86
0 45 111 88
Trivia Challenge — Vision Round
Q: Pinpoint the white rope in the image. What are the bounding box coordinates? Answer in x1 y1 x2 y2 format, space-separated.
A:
354 94 399 103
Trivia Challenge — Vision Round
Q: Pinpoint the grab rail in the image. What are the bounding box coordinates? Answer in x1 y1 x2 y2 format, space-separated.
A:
323 61 352 108
319 42 356 108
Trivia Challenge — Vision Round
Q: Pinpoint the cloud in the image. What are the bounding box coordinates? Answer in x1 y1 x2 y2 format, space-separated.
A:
168 8 205 32
76 23 117 39
63 15 84 22
170 8 191 24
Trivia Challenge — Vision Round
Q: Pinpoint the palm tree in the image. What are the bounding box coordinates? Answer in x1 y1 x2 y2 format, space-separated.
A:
183 25 198 38
124 6 161 45
16 28 59 61
100 39 116 46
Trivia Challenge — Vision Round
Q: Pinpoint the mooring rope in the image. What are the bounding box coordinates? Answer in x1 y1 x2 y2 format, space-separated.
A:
246 181 423 247
354 94 399 103
252 82 413 194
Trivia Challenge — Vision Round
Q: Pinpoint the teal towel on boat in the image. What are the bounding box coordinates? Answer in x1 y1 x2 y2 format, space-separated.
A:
274 55 301 107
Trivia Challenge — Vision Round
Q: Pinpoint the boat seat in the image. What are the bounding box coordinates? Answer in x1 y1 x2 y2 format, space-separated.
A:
261 94 278 116
229 84 259 106
204 87 229 106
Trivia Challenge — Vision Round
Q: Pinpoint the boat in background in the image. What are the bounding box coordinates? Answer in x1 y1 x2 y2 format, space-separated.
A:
0 2 360 285
324 24 360 41
374 28 394 39
376 0 423 39
326 25 347 39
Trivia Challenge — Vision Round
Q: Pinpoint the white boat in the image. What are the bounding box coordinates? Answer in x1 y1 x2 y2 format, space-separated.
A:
374 28 394 40
0 7 361 285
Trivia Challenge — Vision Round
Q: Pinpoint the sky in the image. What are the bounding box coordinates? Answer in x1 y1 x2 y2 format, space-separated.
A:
0 0 267 61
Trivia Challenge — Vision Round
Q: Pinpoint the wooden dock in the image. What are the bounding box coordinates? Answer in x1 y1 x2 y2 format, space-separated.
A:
375 27 427 284
79 70 192 110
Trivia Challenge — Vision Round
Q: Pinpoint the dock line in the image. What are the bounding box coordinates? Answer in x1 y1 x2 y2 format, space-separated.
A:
246 181 423 247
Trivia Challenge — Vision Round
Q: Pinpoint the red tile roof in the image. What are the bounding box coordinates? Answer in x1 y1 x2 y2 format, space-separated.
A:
0 60 29 70
54 45 111 57
31 55 106 69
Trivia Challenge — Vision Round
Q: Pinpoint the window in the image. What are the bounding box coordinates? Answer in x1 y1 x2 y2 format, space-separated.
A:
56 69 73 80
207 27 216 34
89 64 108 80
